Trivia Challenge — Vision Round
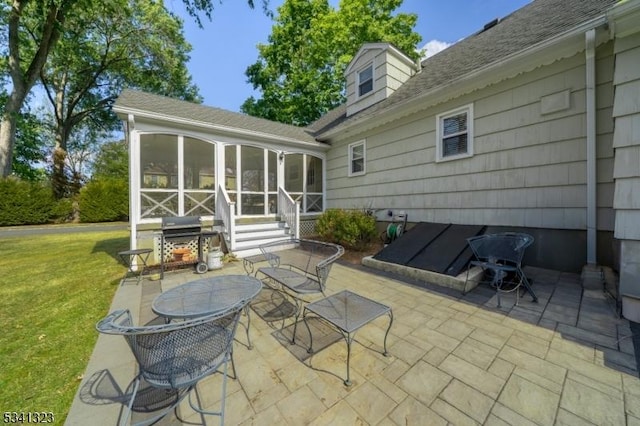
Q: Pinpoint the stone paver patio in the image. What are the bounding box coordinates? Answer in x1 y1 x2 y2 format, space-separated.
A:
67 259 640 425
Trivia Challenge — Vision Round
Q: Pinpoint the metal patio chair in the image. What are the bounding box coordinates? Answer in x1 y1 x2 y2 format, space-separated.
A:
256 239 344 343
95 304 243 426
463 232 538 307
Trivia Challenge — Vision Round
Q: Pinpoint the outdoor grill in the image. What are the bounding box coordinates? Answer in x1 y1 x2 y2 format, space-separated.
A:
160 216 217 278
161 215 203 239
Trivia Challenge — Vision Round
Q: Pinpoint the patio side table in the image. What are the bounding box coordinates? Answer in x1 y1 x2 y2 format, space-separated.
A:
303 290 393 386
118 248 152 285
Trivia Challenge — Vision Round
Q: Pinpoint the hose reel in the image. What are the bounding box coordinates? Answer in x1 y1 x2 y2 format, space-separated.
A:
383 211 408 244
386 222 404 240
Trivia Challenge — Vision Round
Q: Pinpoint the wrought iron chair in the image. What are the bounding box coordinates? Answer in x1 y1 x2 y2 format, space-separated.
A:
96 304 243 426
256 239 344 343
463 232 538 307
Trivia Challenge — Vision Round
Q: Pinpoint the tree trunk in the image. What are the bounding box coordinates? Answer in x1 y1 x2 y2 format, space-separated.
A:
51 121 73 199
52 147 68 199
0 112 18 177
0 83 30 177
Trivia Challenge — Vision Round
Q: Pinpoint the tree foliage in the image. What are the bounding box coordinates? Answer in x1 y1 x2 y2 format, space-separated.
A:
241 0 421 126
78 176 129 223
92 140 128 179
0 0 79 178
0 0 268 179
0 90 47 181
55 121 116 195
40 0 201 198
0 178 59 225
13 108 47 182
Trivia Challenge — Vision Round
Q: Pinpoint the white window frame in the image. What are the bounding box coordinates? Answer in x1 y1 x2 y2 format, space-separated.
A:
436 104 474 162
357 63 374 98
348 140 366 177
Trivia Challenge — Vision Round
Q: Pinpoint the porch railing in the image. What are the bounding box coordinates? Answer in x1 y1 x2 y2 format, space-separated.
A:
216 185 236 250
278 187 300 239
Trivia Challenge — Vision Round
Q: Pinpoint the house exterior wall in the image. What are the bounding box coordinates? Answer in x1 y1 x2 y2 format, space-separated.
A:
612 33 640 239
381 53 415 97
346 48 382 116
327 42 616 271
346 48 414 117
612 31 640 320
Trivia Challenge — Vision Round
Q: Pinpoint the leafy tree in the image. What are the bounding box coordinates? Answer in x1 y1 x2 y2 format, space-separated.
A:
0 0 82 178
13 108 47 181
40 0 201 198
241 0 421 126
92 140 128 179
0 90 47 181
0 0 269 179
60 121 114 195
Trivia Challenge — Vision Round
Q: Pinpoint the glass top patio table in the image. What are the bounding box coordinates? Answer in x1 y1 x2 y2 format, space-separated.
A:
152 274 262 319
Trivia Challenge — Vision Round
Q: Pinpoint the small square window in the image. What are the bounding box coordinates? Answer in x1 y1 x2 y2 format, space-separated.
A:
348 140 366 176
358 64 373 97
436 104 474 162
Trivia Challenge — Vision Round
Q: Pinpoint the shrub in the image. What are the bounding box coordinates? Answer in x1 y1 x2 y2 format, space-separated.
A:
78 177 129 223
0 178 59 225
52 197 75 223
316 208 377 250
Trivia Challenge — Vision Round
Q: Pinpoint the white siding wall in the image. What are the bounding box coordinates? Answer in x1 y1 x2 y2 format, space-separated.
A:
327 42 615 232
612 31 640 317
346 49 383 116
612 33 640 240
382 53 415 97
346 48 415 117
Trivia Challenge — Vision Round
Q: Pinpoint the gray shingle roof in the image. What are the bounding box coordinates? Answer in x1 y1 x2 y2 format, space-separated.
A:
311 0 618 138
116 0 618 144
114 89 318 144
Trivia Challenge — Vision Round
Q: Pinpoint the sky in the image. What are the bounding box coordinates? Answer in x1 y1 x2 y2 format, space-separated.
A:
166 0 531 112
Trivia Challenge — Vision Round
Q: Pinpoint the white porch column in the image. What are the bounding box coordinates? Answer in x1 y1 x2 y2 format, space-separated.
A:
127 114 138 253
277 151 285 212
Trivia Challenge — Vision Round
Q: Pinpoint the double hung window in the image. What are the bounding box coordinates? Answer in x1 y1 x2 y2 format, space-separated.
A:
348 140 366 176
358 64 373 97
436 104 474 161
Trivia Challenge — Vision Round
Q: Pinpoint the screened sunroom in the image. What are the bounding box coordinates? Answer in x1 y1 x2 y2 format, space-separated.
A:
114 89 329 258
136 134 324 220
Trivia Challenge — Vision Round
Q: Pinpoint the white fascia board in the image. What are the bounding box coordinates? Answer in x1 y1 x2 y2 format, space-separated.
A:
345 42 417 74
114 106 329 151
319 14 609 142
608 0 640 38
387 44 420 70
345 43 389 74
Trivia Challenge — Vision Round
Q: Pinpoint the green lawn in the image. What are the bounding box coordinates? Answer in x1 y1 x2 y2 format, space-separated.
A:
0 230 129 424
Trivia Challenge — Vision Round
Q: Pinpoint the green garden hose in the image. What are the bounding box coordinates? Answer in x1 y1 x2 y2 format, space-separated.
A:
387 223 403 241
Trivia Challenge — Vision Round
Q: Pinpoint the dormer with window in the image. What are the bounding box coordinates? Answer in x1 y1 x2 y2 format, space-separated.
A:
345 43 418 117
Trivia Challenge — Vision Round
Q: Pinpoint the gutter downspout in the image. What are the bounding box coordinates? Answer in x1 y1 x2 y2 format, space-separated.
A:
585 29 597 265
